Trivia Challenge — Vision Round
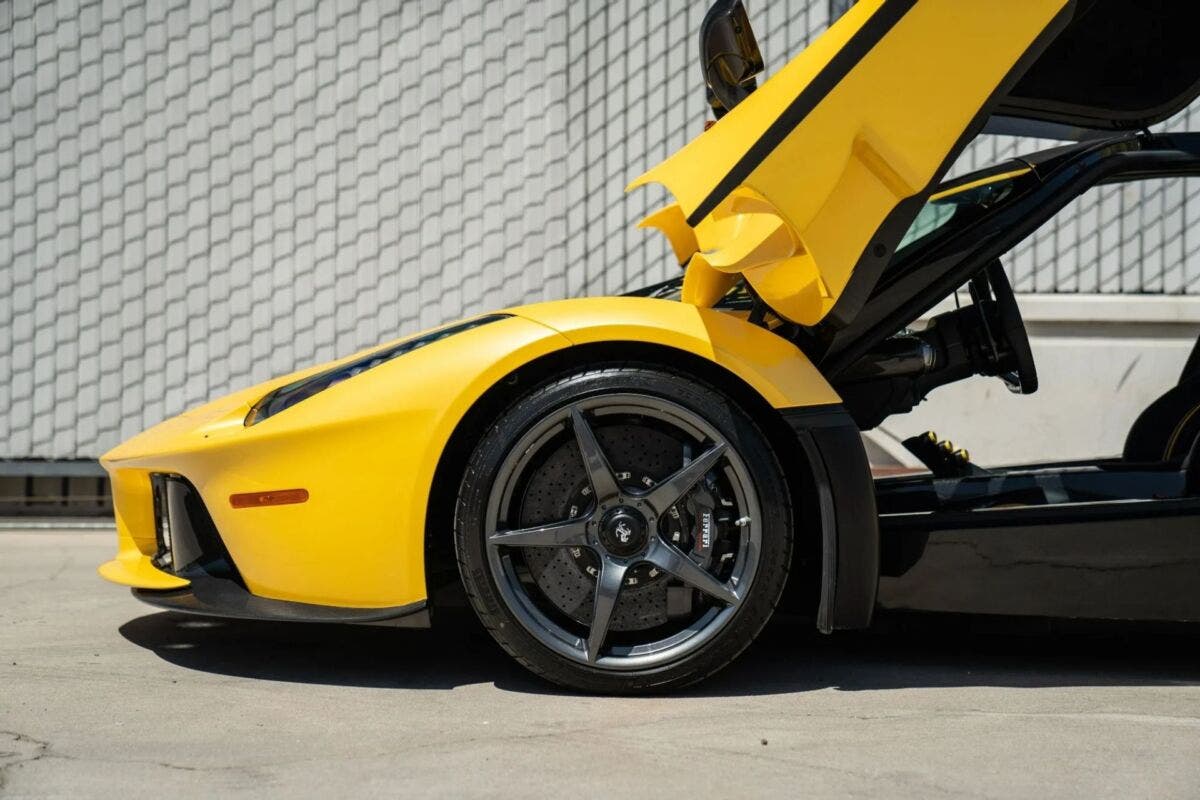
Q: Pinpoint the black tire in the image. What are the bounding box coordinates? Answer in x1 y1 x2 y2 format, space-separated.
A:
454 364 793 693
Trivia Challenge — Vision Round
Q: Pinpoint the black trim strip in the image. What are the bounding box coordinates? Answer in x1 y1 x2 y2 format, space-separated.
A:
685 0 917 227
881 497 1200 533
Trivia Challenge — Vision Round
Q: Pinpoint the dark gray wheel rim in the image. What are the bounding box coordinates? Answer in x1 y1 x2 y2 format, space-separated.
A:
484 393 762 671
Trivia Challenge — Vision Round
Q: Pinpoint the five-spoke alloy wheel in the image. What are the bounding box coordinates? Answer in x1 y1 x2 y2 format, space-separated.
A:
455 366 793 692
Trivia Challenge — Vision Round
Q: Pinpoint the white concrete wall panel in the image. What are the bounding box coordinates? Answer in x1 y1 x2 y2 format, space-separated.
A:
1 1 1197 459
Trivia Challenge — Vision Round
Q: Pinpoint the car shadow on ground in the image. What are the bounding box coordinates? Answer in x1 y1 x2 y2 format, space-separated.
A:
118 609 1200 696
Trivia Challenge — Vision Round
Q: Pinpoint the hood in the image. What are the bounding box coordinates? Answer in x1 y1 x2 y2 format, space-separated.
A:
630 0 1199 329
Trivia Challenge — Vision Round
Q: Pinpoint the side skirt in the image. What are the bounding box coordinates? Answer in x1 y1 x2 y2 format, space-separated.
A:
878 498 1200 622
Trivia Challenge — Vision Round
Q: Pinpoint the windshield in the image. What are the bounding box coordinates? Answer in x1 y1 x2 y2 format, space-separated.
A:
893 167 1030 257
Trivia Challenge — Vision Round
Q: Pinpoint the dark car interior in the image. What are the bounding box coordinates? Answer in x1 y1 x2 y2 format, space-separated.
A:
857 143 1200 622
864 148 1200 520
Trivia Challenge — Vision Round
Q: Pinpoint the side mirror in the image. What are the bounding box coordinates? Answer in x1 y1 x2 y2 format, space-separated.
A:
700 0 765 119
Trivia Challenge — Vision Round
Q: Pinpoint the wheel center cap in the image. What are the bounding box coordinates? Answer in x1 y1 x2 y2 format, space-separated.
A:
597 506 648 556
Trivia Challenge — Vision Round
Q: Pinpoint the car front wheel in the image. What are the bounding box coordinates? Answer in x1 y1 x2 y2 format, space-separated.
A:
454 365 793 692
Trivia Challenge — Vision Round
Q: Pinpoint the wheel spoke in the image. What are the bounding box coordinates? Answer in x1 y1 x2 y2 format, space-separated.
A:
488 518 589 548
586 558 628 663
647 539 740 606
570 407 622 502
642 442 727 516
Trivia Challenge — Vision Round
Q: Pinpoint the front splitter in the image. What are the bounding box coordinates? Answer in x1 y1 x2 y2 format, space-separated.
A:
133 580 429 628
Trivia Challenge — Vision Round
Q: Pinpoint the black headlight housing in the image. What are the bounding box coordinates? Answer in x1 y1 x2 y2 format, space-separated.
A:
245 314 509 426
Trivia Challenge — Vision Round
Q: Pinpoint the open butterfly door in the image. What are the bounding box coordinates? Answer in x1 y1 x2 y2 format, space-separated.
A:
631 0 1077 329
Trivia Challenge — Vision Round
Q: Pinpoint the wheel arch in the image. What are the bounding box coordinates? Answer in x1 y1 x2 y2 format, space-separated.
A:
422 339 842 622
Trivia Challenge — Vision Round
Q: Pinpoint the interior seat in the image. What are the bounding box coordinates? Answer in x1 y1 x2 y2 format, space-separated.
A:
1123 337 1200 465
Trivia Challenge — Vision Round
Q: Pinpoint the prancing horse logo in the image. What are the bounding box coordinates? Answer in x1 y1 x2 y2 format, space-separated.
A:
614 521 633 543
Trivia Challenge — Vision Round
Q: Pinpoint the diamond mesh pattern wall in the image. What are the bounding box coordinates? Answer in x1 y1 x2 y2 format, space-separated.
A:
1 1 1197 459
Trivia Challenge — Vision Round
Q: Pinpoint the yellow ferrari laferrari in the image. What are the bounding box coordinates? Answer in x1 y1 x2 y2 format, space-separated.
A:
100 0 1200 691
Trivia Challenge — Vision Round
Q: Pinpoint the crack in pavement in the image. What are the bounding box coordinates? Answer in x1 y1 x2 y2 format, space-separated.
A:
0 730 270 792
0 731 50 792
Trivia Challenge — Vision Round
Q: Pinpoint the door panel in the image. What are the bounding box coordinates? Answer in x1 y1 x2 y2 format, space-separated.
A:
879 499 1200 621
996 0 1200 133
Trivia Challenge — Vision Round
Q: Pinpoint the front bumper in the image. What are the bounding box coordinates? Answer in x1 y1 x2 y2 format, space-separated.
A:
97 314 572 610
105 473 430 626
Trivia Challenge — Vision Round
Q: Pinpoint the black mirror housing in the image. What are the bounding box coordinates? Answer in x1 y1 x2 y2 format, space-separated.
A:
700 0 765 118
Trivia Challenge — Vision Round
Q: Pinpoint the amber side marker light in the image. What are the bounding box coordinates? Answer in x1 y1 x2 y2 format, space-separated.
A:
229 488 309 509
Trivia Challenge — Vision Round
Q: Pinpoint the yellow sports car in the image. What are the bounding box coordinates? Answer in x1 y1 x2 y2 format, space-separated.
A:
100 0 1200 691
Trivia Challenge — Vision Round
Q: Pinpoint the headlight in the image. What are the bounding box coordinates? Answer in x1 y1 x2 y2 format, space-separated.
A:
244 314 509 425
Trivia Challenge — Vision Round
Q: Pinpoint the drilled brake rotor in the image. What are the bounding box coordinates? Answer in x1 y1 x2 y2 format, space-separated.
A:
518 421 728 632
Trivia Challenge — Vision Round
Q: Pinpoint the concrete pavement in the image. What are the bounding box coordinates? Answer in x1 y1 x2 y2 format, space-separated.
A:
2 529 1199 798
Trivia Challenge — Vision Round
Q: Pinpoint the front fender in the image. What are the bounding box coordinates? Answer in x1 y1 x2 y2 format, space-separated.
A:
508 296 840 409
510 297 877 631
